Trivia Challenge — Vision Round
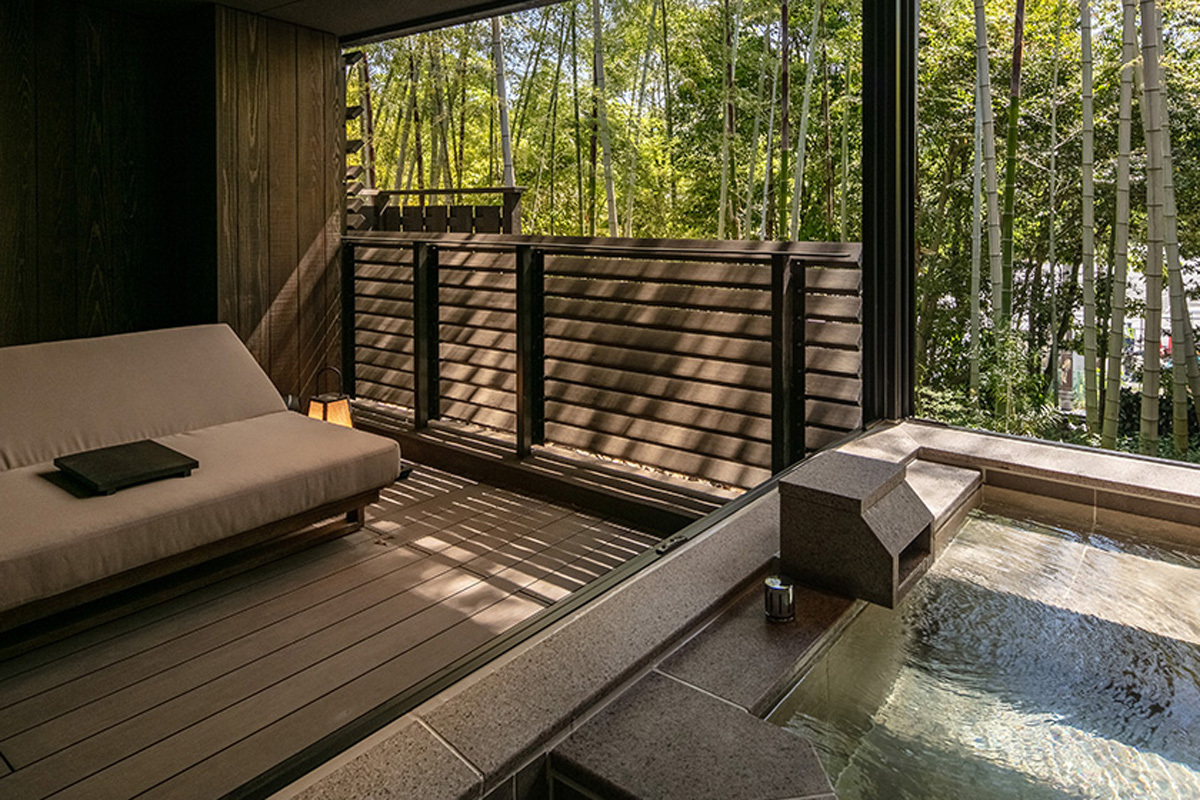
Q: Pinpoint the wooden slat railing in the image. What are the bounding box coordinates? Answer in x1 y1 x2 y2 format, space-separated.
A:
344 232 863 491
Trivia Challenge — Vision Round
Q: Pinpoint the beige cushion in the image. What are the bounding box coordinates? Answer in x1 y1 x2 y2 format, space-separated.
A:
0 411 401 612
0 324 286 471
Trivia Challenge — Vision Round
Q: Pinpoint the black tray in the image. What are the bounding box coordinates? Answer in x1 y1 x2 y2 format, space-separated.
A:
54 440 199 496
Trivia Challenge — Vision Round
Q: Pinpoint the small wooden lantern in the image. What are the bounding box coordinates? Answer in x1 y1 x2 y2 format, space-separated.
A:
307 366 353 428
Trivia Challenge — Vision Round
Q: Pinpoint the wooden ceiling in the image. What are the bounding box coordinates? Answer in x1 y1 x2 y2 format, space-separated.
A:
106 0 559 43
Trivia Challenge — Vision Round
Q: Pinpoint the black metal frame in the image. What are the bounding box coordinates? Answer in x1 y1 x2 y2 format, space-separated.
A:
861 0 918 423
771 253 806 472
515 244 545 457
412 241 441 428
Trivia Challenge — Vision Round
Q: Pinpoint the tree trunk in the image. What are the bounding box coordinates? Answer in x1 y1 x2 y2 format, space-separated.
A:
625 0 660 237
788 0 823 241
1158 7 1200 425
1140 0 1165 455
493 17 516 188
571 5 585 234
592 0 619 235
974 0 1003 335
717 0 737 238
1102 0 1136 448
839 57 850 241
999 0 1025 329
1046 0 1062 406
662 0 676 225
777 0 790 239
1147 2 1200 440
971 67 983 398
513 8 551 153
1080 0 1098 431
762 36 779 240
743 42 769 238
821 35 833 236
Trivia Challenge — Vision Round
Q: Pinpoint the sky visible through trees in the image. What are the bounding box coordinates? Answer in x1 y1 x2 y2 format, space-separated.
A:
353 0 1200 460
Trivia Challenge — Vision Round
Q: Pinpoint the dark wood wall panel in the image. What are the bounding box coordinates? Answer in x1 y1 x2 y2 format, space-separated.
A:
215 6 343 397
267 19 299 393
0 1 39 346
0 0 167 348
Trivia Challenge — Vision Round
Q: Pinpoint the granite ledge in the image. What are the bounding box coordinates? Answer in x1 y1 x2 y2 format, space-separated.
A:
552 670 833 800
414 489 783 790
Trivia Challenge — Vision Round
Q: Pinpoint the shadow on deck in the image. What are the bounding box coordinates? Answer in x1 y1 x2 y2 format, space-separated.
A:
0 462 658 800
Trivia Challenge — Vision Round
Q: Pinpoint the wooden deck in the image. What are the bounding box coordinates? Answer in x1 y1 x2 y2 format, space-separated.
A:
0 465 658 800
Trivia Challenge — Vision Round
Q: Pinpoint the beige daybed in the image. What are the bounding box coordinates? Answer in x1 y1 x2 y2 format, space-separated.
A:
0 324 401 632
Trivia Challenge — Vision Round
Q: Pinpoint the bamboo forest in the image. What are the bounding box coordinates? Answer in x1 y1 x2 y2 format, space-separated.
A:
350 0 1200 461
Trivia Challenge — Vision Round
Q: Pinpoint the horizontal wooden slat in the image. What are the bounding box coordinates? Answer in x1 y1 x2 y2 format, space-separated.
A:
441 287 516 312
356 346 414 374
805 267 861 294
440 326 516 352
441 307 515 332
440 362 516 393
544 422 771 489
440 381 515 412
805 320 861 349
546 297 771 339
805 425 849 452
546 275 770 314
435 249 513 272
806 373 862 403
545 361 771 415
545 404 772 467
356 315 414 339
356 296 412 319
440 344 515 370
358 364 414 392
546 319 771 366
806 399 862 431
354 247 413 266
439 269 516 292
440 399 516 431
545 341 772 390
805 346 862 377
546 255 771 288
356 278 413 302
545 381 771 441
356 380 414 408
804 293 861 322
355 263 413 282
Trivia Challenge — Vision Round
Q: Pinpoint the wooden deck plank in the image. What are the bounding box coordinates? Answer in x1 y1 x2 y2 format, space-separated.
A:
1 546 433 766
141 592 543 800
0 533 386 707
47 582 543 800
0 461 659 800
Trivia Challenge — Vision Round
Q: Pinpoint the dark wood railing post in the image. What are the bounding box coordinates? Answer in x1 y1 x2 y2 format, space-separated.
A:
341 243 357 397
772 252 805 472
516 244 545 457
412 241 441 428
502 188 523 234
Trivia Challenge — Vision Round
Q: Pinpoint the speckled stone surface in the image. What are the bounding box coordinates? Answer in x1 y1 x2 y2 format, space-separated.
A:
292 719 479 800
658 578 855 715
903 459 981 529
418 491 782 785
553 671 833 800
780 450 908 513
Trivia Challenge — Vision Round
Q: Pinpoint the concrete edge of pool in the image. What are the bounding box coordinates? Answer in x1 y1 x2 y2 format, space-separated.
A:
272 421 1200 800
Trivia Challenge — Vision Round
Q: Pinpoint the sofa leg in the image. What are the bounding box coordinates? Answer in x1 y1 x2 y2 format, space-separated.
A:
346 505 366 530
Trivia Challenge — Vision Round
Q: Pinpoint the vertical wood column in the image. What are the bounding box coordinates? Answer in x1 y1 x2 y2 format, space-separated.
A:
413 241 441 428
341 243 357 397
516 244 545 457
772 253 806 472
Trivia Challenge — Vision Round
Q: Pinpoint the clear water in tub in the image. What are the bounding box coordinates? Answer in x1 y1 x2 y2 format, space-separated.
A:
770 510 1200 799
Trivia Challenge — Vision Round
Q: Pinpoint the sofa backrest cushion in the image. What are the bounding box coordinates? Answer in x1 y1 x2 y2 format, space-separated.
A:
0 324 287 471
